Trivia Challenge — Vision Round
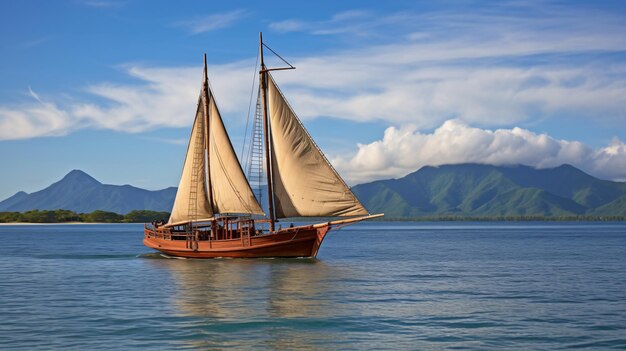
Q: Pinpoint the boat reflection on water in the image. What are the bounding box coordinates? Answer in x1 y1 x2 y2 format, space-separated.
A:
146 257 347 349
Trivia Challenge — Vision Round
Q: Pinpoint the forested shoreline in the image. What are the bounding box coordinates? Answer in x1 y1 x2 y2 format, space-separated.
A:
0 210 170 223
377 215 626 222
1 210 623 223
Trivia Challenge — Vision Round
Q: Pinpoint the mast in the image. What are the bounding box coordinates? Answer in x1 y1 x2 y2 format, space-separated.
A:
202 53 215 214
259 32 276 232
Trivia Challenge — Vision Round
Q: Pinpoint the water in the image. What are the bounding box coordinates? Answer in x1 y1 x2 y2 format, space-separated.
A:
0 222 625 350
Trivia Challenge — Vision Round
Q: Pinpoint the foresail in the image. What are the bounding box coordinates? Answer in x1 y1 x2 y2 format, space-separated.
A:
208 94 265 215
167 97 214 225
267 74 369 218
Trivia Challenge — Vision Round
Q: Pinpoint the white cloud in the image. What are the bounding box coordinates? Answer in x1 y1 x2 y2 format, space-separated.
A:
27 86 42 103
1 1 626 189
78 0 123 8
272 62 626 129
333 120 626 184
0 95 76 140
269 10 371 35
71 66 200 132
261 3 626 127
269 20 306 33
176 9 248 34
259 4 626 129
0 61 256 141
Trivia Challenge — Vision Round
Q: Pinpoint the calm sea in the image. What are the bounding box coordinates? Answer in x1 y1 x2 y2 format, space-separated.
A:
0 222 625 350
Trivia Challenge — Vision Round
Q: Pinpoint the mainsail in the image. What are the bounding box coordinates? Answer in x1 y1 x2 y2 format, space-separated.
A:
168 98 214 225
167 63 264 226
266 74 369 218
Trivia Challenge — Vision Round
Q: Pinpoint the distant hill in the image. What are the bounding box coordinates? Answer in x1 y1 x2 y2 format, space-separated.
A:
351 164 626 218
0 170 176 214
2 164 625 218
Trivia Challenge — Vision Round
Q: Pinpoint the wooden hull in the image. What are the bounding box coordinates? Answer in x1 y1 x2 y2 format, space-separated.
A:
144 224 330 259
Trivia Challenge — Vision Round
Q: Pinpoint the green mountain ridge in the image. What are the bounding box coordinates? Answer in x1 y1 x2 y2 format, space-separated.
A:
1 164 624 219
352 164 626 218
590 194 626 216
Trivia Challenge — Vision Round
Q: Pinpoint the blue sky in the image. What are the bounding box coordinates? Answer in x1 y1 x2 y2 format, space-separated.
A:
1 0 626 200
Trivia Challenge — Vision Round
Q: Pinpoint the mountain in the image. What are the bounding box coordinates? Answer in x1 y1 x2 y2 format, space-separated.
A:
0 191 29 210
0 170 177 214
2 164 625 218
352 164 626 218
590 195 626 216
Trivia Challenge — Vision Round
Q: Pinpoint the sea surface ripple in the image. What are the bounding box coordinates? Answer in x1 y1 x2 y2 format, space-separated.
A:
0 222 625 350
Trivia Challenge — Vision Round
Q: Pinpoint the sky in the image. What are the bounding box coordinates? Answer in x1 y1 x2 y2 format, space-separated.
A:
1 0 626 199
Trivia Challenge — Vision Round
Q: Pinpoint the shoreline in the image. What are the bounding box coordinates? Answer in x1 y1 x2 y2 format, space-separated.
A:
0 222 144 225
1 218 625 225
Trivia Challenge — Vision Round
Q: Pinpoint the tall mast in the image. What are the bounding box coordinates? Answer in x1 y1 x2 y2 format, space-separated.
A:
259 32 276 232
202 53 215 214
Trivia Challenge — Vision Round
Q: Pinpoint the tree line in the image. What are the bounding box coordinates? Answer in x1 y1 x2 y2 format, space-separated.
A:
378 215 626 222
1 211 623 223
0 209 170 223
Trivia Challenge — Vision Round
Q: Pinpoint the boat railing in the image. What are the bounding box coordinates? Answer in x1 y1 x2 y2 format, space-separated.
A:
144 224 193 241
144 218 258 245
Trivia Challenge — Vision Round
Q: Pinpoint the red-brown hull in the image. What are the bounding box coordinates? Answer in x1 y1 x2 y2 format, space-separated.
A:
143 225 330 258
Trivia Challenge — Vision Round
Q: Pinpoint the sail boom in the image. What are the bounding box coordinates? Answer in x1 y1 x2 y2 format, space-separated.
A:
311 213 384 229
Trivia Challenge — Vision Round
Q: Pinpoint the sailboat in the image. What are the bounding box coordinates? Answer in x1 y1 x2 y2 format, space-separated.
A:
143 33 383 258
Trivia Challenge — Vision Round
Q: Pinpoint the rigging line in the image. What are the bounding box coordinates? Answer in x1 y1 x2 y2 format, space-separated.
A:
246 93 260 159
241 50 261 164
262 43 295 68
246 89 264 208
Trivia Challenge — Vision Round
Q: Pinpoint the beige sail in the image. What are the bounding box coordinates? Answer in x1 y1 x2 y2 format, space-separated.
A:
167 97 214 225
267 74 369 218
208 94 264 215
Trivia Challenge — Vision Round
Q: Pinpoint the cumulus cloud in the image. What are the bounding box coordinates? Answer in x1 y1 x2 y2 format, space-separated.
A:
333 120 626 184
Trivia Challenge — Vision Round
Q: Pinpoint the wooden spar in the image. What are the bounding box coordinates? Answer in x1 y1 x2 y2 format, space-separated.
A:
259 32 276 232
312 213 385 229
202 53 215 214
